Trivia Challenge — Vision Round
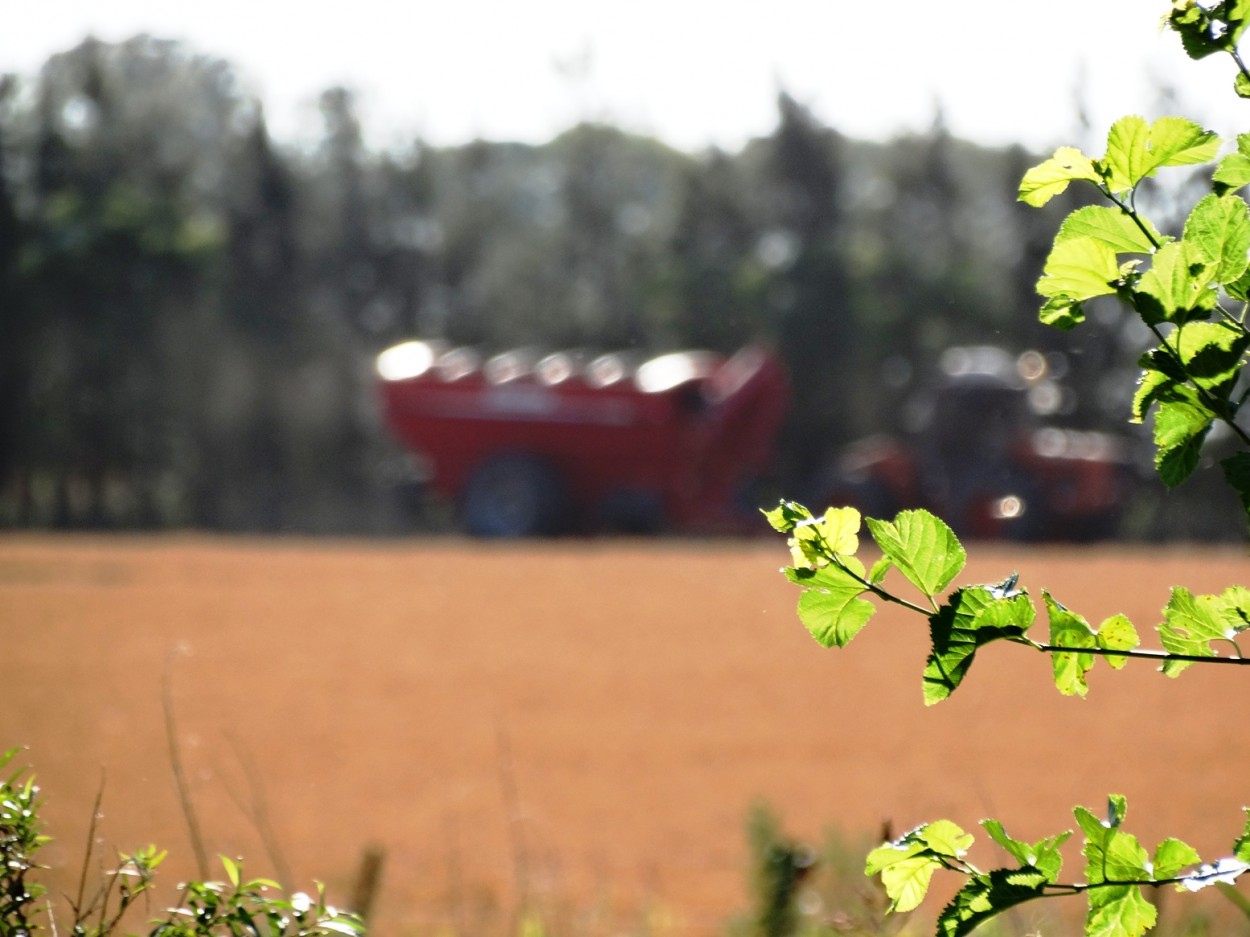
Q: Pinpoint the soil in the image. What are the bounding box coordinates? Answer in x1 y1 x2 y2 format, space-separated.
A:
2 535 1248 935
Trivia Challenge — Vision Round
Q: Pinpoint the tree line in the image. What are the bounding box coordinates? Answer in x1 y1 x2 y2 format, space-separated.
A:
1 35 1215 536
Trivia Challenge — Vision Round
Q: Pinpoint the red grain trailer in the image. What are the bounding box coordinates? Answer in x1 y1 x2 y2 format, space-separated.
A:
376 340 789 536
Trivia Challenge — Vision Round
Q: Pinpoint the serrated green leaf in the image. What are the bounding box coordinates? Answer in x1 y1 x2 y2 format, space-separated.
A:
762 500 811 533
1103 116 1220 194
1234 809 1250 863
1039 295 1086 330
797 581 875 648
1225 265 1250 300
1019 146 1101 206
1169 2 1230 59
1173 321 1250 393
865 842 941 913
789 506 862 567
1183 194 1250 282
1085 884 1158 937
1046 592 1097 696
1076 798 1155 914
1159 585 1250 675
1213 151 1250 195
920 819 975 858
790 559 875 648
982 819 1071 883
1153 398 1214 487
1154 838 1202 879
866 509 965 599
1056 206 1161 254
1135 241 1217 323
923 588 1034 705
1096 614 1139 670
1131 366 1175 423
937 870 1049 937
868 555 892 585
1144 116 1223 169
1037 237 1121 302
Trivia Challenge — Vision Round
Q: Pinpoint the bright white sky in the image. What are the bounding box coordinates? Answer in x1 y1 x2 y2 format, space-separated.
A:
7 0 1250 154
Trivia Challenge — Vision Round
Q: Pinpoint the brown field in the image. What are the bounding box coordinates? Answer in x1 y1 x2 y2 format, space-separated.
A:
2 534 1249 935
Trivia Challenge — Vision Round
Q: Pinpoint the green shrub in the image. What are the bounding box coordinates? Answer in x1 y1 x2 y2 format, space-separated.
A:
0 747 363 937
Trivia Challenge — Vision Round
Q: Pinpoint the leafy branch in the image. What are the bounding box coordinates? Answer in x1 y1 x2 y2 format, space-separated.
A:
769 9 1250 937
764 502 1250 704
866 799 1250 937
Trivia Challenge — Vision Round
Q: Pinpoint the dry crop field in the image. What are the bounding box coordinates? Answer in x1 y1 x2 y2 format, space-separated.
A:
2 534 1249 935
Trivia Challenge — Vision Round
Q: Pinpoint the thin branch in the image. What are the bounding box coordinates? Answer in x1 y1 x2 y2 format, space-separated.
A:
72 769 106 922
220 732 293 888
1032 642 1250 666
162 647 209 880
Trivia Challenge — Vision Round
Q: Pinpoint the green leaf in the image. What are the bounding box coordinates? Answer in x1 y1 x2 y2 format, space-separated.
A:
762 500 811 533
1159 585 1250 675
1075 797 1159 937
1096 614 1139 670
814 506 861 555
1056 206 1161 254
866 821 974 914
937 870 1049 937
867 848 940 913
1234 808 1250 863
1183 194 1250 282
1037 237 1121 302
1046 592 1097 697
982 818 1071 883
1084 884 1158 937
1134 241 1217 324
1225 265 1250 301
1039 295 1086 330
1019 146 1101 206
1173 321 1250 394
868 555 892 585
923 588 1034 705
866 509 965 599
920 819 976 858
788 506 862 568
1102 116 1220 194
1213 148 1250 195
1237 72 1250 98
1169 0 1250 59
220 855 240 888
1130 366 1175 423
1154 838 1202 879
788 560 876 648
1152 397 1214 487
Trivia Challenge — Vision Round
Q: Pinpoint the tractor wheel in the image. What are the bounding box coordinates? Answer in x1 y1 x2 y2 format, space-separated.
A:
461 454 569 538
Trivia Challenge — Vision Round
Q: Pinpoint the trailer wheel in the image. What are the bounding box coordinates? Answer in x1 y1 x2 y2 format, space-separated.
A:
461 454 568 538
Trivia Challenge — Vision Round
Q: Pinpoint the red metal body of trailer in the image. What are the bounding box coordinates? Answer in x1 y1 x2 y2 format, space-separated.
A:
375 340 790 536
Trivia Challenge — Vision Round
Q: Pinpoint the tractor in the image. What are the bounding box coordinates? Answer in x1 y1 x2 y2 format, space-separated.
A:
815 346 1137 541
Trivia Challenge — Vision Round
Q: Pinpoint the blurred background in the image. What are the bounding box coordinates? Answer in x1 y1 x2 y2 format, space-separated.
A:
3 0 1247 540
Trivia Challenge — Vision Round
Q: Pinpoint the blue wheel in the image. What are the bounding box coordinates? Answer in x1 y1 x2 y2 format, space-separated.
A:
461 454 569 537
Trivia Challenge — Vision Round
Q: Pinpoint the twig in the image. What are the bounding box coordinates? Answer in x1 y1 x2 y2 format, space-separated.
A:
220 732 293 887
72 769 106 922
162 647 209 880
349 845 385 921
496 719 532 924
